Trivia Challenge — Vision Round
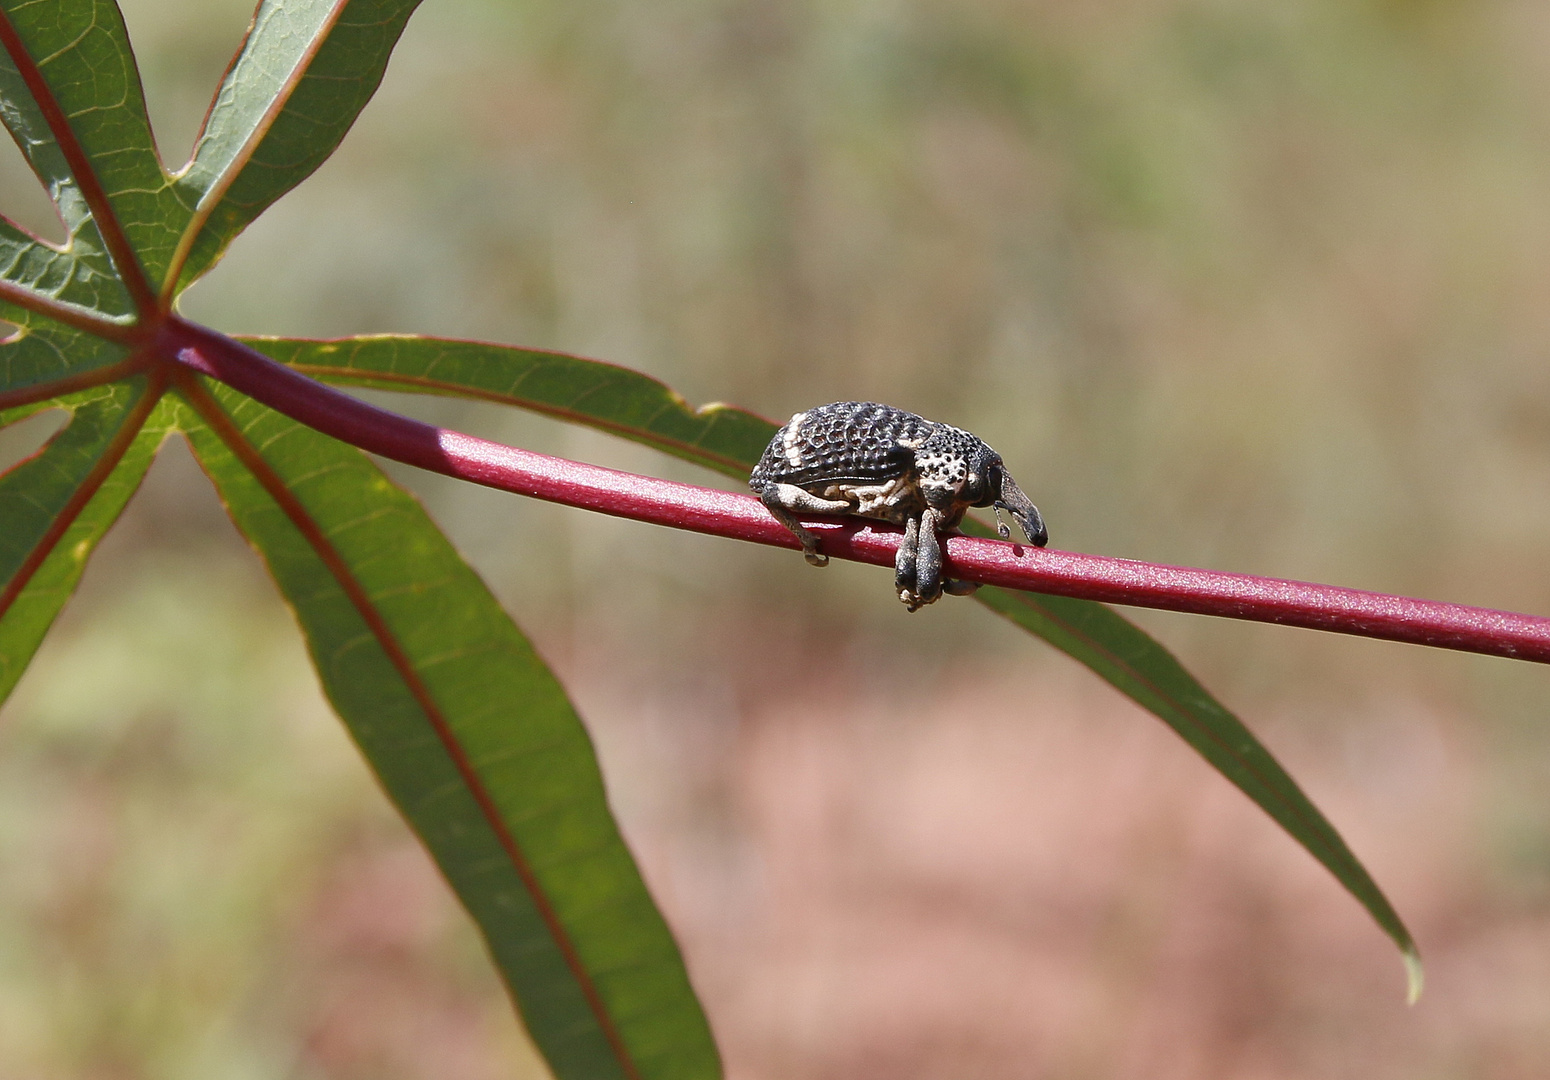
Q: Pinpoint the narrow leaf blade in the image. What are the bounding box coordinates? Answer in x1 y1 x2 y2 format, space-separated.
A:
0 1 126 310
972 578 1422 997
0 0 190 286
0 317 131 393
174 381 720 1080
239 335 775 477
0 220 128 318
0 379 167 704
173 0 425 290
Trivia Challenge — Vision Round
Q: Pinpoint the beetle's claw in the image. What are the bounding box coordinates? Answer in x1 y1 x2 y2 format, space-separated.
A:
793 525 828 566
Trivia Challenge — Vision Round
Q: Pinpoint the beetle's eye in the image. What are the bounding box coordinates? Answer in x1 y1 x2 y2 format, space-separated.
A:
962 472 987 504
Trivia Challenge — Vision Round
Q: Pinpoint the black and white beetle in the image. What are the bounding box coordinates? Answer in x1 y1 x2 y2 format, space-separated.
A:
750 401 1047 611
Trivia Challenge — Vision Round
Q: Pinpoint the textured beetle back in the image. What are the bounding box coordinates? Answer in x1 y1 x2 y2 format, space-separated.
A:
751 401 934 488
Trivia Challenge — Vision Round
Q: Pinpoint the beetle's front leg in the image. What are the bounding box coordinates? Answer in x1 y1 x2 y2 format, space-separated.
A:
902 507 946 611
758 482 851 566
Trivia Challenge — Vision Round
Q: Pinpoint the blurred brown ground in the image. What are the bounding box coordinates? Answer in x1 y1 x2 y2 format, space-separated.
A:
3 0 1550 1075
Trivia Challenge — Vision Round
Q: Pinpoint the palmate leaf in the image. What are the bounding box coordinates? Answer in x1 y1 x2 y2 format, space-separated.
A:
1 0 726 1072
245 333 1421 994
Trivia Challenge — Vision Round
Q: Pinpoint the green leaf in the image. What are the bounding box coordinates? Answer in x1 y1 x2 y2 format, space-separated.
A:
0 0 191 288
0 378 167 704
173 378 721 1080
0 0 135 319
259 332 1420 989
239 334 776 477
0 0 126 313
0 316 131 393
0 218 129 319
172 0 426 291
0 0 1422 1020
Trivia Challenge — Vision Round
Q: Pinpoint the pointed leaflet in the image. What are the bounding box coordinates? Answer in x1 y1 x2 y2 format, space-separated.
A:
0 0 129 316
239 335 777 475
171 0 425 292
0 217 128 322
0 0 190 291
0 379 167 704
173 379 720 1080
0 315 130 394
243 333 1419 983
967 549 1422 998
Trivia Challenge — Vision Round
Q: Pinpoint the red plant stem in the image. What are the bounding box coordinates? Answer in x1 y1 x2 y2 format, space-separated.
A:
160 316 1550 665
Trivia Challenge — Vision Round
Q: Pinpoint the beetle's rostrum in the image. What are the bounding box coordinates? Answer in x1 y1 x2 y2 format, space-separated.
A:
750 401 1048 610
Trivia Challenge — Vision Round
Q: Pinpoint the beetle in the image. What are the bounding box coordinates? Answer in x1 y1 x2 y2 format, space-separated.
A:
750 401 1047 611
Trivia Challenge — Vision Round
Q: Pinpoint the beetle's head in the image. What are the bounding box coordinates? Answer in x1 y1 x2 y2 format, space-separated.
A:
963 446 1047 547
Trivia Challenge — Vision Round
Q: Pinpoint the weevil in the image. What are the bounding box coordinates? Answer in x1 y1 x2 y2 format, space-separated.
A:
750 401 1048 611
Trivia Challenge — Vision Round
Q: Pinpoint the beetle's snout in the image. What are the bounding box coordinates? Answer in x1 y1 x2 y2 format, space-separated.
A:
993 472 1048 547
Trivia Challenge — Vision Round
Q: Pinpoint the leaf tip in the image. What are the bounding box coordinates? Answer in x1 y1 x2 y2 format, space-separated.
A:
1403 946 1425 1005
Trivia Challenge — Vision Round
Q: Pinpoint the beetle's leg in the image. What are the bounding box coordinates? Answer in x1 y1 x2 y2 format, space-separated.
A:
906 506 945 611
758 482 850 566
895 514 921 604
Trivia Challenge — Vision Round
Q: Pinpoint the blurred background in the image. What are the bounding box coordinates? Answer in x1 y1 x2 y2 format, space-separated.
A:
3 0 1550 1075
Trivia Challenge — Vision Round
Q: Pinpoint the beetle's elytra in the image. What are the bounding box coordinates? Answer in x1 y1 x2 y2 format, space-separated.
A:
750 401 1047 611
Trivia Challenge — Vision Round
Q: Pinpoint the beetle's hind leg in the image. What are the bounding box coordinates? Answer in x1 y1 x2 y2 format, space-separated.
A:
758 482 851 566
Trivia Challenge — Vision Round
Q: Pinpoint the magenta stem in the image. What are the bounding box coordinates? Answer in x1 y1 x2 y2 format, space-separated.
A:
160 316 1550 664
